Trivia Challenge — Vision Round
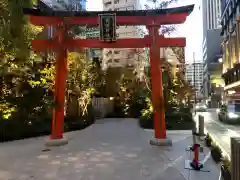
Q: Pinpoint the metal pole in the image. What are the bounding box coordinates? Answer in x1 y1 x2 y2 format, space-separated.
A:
193 52 197 109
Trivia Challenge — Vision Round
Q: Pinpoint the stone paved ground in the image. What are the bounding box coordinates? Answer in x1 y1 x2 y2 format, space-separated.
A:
0 118 220 180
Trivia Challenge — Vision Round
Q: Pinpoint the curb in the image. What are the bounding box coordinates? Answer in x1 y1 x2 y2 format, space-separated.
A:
204 127 230 160
194 114 230 160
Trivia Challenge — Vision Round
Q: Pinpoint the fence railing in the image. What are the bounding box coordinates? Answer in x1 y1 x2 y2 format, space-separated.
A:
92 97 114 118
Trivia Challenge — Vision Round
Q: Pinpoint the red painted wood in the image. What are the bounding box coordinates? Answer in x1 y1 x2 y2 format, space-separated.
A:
29 13 188 26
148 26 166 139
32 40 57 51
50 33 68 140
65 38 151 48
32 37 186 51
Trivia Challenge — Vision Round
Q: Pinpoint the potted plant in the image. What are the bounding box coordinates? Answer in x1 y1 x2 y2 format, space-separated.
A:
221 157 231 180
205 133 212 147
211 144 222 163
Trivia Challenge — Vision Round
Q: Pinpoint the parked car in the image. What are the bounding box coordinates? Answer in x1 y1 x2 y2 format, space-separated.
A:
195 103 207 112
218 104 240 122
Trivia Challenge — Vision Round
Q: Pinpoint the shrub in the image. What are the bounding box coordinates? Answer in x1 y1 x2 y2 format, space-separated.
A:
139 102 194 130
165 113 194 130
0 115 52 142
220 104 228 112
0 105 96 142
221 157 231 180
211 143 222 163
139 113 153 129
222 157 231 169
205 133 212 147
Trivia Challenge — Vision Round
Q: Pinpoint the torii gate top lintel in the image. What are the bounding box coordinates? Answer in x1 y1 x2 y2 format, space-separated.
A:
23 4 194 26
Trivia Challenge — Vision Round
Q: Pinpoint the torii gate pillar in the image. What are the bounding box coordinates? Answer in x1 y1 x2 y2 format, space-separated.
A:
45 26 68 146
148 25 171 146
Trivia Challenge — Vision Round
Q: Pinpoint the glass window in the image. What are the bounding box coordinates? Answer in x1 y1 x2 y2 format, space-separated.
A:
104 1 112 6
114 51 120 54
114 59 120 63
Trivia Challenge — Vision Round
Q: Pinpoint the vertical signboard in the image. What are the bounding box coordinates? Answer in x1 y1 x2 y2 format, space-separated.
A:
99 13 117 42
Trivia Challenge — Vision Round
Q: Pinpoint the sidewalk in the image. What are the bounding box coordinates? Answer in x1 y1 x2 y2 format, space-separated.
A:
0 118 220 180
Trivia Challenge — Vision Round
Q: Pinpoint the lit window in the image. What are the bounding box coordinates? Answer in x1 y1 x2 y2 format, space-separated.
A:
104 1 112 6
114 51 120 54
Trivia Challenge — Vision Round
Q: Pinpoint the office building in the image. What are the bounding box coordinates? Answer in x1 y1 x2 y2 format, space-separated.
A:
101 0 145 70
221 0 240 104
38 0 85 10
185 63 204 99
201 0 223 105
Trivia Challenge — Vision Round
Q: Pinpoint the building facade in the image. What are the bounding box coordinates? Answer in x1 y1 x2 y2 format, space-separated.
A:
185 63 204 99
39 0 85 10
221 0 240 104
201 0 223 104
39 0 86 40
101 0 146 70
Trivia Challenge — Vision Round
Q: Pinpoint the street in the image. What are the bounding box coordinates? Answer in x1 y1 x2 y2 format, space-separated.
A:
194 109 240 159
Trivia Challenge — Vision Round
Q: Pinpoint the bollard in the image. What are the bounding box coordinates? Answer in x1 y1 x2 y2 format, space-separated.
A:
231 137 240 180
190 143 203 171
198 115 204 140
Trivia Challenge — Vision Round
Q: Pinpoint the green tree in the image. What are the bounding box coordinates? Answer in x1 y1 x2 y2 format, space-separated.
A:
0 0 46 119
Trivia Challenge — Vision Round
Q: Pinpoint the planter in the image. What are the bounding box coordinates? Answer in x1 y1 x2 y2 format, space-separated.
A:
221 165 231 180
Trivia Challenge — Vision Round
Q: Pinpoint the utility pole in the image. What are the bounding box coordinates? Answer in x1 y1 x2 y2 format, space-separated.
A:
193 52 197 106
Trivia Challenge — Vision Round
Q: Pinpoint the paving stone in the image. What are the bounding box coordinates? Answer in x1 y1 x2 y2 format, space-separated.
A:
0 118 220 180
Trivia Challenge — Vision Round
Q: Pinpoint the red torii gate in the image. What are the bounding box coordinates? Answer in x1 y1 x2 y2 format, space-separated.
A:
23 5 194 146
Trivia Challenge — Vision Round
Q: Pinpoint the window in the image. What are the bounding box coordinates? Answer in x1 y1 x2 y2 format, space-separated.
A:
114 0 119 4
114 8 119 11
114 59 120 63
114 51 120 54
104 1 112 6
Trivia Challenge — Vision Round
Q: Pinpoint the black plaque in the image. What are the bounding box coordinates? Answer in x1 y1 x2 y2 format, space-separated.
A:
99 13 116 42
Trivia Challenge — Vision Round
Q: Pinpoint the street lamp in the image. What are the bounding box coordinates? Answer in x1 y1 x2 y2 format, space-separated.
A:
218 58 223 63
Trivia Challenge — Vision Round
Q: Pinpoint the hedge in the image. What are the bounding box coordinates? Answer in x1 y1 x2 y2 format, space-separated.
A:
139 112 195 130
0 106 96 142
